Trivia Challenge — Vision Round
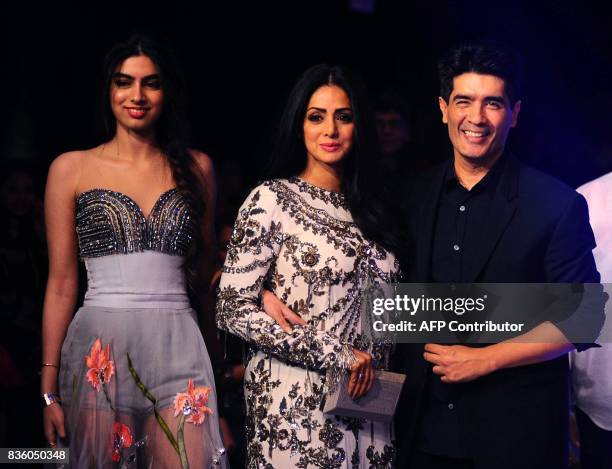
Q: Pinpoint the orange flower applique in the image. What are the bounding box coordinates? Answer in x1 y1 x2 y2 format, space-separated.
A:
173 378 213 425
111 421 132 462
85 338 115 392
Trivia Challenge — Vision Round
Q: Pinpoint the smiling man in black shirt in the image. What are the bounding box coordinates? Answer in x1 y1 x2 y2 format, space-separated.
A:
395 41 602 469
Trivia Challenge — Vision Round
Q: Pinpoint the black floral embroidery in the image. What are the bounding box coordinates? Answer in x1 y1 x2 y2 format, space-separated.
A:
297 447 346 468
366 444 395 468
319 419 344 449
217 185 358 375
339 416 365 469
289 176 348 209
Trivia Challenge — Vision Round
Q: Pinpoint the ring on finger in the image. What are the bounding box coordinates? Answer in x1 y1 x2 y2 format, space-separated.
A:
49 442 57 447
357 371 364 381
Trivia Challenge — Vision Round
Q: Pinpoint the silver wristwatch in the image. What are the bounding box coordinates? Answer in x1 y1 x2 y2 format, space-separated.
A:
42 392 61 407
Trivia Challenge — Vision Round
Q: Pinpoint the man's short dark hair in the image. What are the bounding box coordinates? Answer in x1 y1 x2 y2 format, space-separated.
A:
438 40 524 106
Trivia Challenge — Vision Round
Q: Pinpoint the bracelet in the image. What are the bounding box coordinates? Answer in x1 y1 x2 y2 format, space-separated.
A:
42 392 61 407
42 363 59 369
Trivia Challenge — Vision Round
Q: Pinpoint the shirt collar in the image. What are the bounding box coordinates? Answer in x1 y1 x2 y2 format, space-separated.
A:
443 153 507 195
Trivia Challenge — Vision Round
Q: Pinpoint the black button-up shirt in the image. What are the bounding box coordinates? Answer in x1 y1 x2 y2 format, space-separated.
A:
417 156 505 458
431 157 504 284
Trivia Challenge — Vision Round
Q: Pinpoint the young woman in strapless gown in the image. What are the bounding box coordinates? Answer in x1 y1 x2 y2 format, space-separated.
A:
41 35 228 468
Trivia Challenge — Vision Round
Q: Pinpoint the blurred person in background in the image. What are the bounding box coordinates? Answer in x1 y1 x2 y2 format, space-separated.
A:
570 170 612 469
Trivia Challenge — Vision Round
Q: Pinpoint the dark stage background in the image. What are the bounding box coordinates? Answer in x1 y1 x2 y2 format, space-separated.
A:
0 0 611 459
3 1 612 186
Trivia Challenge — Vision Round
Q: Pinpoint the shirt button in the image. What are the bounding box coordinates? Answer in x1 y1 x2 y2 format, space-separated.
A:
453 244 460 251
459 205 466 212
448 403 454 410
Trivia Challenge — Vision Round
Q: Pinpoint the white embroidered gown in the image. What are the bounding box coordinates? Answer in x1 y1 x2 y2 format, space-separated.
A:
216 178 400 468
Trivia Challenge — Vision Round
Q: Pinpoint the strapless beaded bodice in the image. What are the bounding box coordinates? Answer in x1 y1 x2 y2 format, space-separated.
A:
75 188 194 258
75 188 194 308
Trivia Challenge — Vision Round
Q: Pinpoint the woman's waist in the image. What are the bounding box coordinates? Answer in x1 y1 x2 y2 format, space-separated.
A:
83 291 190 308
83 252 189 308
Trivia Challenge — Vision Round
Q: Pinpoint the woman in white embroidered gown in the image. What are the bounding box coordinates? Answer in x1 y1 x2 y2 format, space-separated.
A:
216 65 405 468
41 35 228 468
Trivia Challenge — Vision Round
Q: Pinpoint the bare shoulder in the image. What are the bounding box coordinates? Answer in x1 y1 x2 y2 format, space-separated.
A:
189 149 215 179
189 150 217 199
48 146 105 195
50 144 105 173
49 150 83 173
48 150 89 189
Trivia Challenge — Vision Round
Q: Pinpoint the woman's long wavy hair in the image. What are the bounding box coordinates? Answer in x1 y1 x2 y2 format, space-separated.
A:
101 35 213 292
265 64 408 262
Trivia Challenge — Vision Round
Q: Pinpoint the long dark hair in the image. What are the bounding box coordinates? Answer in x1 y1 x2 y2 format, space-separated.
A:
266 64 407 262
101 35 213 291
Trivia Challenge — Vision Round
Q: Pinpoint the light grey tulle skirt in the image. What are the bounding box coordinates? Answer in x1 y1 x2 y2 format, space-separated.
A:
58 305 228 468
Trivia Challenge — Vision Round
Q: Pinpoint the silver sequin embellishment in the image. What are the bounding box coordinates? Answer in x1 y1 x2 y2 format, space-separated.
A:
75 188 194 258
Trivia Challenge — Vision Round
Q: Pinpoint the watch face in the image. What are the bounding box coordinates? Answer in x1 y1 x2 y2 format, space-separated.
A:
42 393 59 406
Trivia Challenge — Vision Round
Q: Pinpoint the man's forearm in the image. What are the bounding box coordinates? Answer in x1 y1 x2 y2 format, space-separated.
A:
488 321 574 371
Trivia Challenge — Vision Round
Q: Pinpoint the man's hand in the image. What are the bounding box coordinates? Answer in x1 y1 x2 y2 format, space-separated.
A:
423 343 497 383
261 289 307 333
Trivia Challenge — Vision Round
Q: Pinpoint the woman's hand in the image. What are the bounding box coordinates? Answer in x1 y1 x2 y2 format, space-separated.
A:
43 403 66 447
348 348 375 399
261 289 307 333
